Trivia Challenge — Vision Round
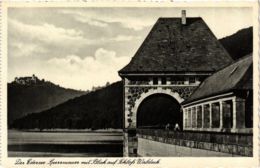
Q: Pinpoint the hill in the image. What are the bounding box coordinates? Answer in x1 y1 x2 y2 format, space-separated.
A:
8 76 85 126
219 27 253 60
11 81 123 130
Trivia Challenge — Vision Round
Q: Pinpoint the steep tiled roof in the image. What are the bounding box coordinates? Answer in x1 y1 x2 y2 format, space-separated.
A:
183 54 252 104
119 17 233 74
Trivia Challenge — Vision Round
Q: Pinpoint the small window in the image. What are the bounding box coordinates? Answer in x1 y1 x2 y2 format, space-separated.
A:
153 77 158 85
189 77 196 84
177 81 184 85
174 76 184 85
161 77 166 85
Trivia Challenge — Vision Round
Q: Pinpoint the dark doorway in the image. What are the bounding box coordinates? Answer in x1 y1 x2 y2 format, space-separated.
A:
137 94 181 129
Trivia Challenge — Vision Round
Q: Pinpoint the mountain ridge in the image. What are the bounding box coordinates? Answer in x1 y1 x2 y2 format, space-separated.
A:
219 26 252 60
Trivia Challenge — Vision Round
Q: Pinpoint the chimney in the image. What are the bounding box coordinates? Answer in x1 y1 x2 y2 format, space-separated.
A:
181 10 186 25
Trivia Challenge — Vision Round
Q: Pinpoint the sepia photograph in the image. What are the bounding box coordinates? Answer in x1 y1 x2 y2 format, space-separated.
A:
7 6 253 158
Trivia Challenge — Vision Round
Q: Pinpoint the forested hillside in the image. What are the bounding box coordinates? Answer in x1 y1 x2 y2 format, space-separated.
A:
220 27 252 60
8 79 85 126
11 81 123 130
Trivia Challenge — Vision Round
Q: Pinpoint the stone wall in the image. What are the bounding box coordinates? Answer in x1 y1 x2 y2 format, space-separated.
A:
137 129 252 157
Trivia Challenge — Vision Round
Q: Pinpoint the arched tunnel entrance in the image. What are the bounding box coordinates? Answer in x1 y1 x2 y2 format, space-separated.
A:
137 94 182 130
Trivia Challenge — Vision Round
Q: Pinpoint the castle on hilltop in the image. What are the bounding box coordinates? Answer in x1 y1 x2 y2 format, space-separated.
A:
14 74 42 85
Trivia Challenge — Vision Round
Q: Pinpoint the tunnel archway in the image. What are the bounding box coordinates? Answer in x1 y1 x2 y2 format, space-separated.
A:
136 94 182 129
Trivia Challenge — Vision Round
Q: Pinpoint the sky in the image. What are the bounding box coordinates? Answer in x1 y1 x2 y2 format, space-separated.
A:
8 7 252 90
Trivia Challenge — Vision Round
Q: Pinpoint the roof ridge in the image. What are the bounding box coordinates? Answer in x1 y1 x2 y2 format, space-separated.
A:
210 53 252 75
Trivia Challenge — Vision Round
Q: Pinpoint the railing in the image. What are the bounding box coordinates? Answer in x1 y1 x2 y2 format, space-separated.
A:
137 129 253 156
137 129 252 146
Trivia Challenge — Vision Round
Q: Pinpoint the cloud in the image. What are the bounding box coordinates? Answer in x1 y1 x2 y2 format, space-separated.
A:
95 48 117 65
97 35 141 43
59 9 154 31
9 19 86 46
9 18 141 45
8 18 141 59
118 19 154 31
9 42 47 57
70 14 108 27
45 48 130 90
112 35 141 42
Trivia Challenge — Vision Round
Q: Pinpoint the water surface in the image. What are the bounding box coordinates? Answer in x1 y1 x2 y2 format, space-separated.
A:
8 130 123 157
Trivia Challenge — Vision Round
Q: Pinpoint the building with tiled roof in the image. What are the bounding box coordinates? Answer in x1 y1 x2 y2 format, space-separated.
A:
182 54 253 133
119 10 236 157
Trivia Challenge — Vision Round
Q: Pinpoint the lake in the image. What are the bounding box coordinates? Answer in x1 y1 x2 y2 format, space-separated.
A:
8 130 123 157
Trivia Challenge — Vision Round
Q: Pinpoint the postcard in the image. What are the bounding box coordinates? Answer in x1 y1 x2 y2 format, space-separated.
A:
0 1 259 167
